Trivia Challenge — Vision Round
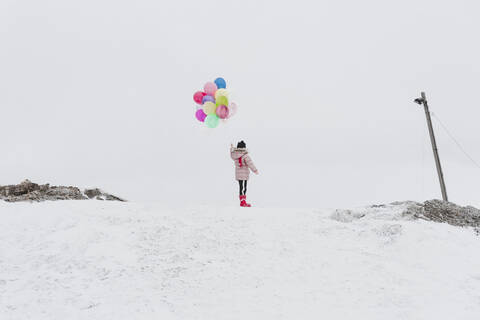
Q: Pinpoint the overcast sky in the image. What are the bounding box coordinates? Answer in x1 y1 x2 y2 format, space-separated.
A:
1 0 479 207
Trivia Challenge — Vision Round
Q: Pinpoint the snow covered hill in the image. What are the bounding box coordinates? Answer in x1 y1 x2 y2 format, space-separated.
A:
1 201 480 320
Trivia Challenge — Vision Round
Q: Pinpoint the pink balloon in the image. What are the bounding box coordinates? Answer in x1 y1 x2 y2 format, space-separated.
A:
228 102 238 118
204 82 218 97
193 91 206 104
195 109 207 122
216 105 229 119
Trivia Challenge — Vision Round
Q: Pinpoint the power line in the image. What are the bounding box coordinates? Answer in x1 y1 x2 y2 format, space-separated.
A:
431 112 480 170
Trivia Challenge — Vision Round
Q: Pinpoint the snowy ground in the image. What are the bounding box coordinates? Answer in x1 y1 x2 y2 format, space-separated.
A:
1 201 480 320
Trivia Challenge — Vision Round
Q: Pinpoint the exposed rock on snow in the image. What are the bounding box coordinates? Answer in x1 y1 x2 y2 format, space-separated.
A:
0 180 126 202
393 200 480 228
83 188 125 201
332 200 480 229
422 199 480 227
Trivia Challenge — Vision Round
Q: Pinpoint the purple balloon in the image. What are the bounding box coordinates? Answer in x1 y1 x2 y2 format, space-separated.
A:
202 95 215 104
195 109 207 122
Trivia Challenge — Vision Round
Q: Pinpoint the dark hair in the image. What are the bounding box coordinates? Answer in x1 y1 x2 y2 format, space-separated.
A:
237 140 246 148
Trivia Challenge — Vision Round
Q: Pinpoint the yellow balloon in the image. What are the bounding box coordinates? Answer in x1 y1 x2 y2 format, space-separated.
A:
215 89 229 100
203 101 217 115
216 95 228 107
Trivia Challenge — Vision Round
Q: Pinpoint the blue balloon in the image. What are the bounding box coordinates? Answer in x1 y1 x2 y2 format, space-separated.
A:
214 77 226 89
202 95 215 104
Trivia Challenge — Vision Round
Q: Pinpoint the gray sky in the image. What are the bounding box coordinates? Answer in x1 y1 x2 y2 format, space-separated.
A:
1 0 479 207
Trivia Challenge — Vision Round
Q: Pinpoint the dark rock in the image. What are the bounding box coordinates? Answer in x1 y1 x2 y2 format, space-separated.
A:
0 179 40 197
85 188 102 199
85 188 126 202
422 199 480 227
0 180 126 202
104 194 125 202
399 200 480 228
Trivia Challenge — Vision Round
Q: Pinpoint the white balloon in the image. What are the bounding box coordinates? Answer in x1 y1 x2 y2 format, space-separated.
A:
228 102 238 118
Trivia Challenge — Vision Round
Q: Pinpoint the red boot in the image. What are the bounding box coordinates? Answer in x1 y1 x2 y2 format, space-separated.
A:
240 195 251 207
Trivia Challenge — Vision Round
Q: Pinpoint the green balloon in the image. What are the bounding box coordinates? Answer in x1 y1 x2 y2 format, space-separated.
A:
205 115 220 128
216 95 228 107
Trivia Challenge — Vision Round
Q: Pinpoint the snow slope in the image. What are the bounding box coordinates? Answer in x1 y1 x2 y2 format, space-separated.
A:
1 201 480 320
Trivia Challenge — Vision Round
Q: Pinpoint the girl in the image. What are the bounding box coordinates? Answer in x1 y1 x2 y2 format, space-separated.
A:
230 140 258 207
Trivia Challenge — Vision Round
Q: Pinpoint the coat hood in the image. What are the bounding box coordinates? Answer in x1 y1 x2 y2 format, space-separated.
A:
231 148 248 160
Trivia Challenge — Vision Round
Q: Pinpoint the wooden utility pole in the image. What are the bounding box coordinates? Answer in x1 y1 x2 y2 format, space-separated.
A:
415 92 448 202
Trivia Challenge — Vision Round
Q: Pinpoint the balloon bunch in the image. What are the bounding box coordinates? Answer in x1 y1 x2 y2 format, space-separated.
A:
193 77 238 128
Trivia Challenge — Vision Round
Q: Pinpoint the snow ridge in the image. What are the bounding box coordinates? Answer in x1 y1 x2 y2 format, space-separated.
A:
1 201 480 320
